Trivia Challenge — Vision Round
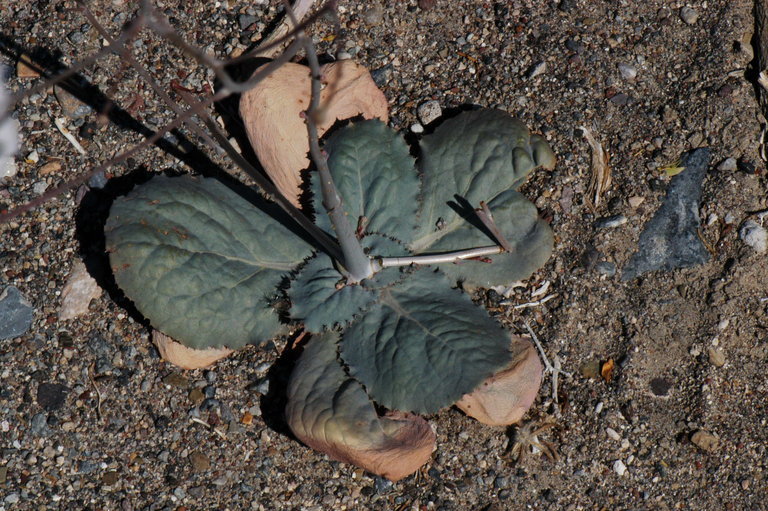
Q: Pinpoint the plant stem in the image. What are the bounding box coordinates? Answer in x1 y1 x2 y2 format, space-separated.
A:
288 4 374 282
378 245 503 268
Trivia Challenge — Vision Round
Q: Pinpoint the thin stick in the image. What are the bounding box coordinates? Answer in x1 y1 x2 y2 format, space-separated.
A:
6 13 146 110
507 294 557 309
190 417 228 440
0 36 305 224
378 245 503 268
522 321 570 410
286 2 373 282
145 0 335 95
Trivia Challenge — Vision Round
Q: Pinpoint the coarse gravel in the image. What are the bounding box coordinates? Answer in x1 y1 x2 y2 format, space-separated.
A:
1 0 768 509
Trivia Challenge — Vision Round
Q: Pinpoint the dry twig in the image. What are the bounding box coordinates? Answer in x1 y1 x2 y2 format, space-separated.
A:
579 125 611 208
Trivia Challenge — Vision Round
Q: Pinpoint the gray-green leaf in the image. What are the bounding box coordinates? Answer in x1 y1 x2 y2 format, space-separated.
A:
410 109 555 287
288 252 377 333
313 120 419 242
340 268 512 414
105 175 312 350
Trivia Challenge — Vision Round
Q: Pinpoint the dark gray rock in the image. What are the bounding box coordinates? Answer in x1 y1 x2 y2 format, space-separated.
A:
370 64 393 87
0 286 34 340
54 85 93 119
37 383 69 411
621 148 710 280
237 14 257 30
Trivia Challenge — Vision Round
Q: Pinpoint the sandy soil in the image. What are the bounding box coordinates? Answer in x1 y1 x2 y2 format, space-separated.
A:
1 0 767 509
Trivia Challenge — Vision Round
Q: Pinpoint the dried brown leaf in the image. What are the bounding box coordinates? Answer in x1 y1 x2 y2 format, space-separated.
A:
580 125 611 208
455 335 543 426
152 330 233 370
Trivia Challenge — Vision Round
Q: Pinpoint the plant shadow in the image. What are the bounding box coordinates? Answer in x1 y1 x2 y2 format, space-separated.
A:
256 331 309 439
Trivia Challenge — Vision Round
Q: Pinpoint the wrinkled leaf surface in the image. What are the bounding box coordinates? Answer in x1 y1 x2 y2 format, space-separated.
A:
106 175 312 349
289 252 376 333
313 120 419 242
340 268 511 414
410 109 555 287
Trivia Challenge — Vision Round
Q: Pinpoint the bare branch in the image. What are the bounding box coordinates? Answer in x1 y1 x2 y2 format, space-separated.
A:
6 11 146 110
285 1 373 281
144 0 335 95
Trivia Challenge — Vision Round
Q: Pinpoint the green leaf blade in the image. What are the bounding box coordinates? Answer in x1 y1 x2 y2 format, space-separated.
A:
410 109 555 287
340 268 512 414
313 120 419 242
106 175 312 350
288 253 377 332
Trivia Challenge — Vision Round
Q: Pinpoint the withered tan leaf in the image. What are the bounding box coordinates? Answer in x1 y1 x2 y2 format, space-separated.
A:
455 335 543 426
152 330 233 370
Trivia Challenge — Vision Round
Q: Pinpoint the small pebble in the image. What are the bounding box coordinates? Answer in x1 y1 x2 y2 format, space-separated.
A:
370 64 393 87
418 0 437 10
54 85 93 119
362 5 384 25
628 196 645 208
606 427 621 441
189 451 210 472
708 347 726 367
37 383 69 411
59 261 102 320
618 63 637 80
5 493 20 504
0 286 35 340
739 220 767 253
527 61 547 79
88 171 108 189
374 476 393 494
691 430 719 451
163 373 190 389
417 100 442 125
680 6 698 25
717 157 737 171
613 459 627 476
595 261 616 277
102 471 119 486
237 14 257 30
650 378 672 397
410 123 424 134
33 181 49 194
16 53 40 78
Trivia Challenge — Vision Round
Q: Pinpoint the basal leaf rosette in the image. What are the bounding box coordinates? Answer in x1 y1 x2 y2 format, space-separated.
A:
105 175 313 350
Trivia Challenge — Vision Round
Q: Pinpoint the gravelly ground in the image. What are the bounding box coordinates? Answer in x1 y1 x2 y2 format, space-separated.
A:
1 0 768 509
